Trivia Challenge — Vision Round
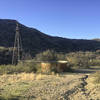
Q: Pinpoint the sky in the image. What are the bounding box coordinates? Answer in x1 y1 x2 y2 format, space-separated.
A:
0 0 100 39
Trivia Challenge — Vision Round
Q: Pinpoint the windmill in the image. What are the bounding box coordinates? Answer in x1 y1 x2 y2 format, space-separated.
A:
12 22 22 65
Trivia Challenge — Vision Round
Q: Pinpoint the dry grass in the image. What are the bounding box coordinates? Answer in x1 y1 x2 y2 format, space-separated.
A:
85 71 100 100
0 72 61 99
0 73 47 84
89 71 100 84
93 71 100 83
0 73 49 99
1 72 100 100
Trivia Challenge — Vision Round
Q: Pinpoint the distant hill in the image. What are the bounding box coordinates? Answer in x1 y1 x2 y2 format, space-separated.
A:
92 38 100 42
0 19 74 54
0 19 100 64
0 19 100 52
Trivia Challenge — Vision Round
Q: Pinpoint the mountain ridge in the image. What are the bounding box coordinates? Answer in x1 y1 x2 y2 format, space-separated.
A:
0 19 100 56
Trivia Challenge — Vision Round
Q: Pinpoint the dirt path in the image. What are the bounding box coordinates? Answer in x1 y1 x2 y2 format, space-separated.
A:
22 74 86 100
22 68 100 100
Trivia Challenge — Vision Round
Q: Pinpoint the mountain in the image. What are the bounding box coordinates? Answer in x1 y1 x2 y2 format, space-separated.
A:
0 19 100 59
0 19 73 54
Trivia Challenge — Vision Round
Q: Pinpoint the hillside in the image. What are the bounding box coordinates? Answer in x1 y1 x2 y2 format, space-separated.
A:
0 19 100 53
0 19 100 64
0 19 73 54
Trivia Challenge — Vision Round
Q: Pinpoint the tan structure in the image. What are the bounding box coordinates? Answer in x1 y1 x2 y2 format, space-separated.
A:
41 61 68 73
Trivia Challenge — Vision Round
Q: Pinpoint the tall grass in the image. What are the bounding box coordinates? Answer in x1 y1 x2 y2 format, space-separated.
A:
0 62 38 75
0 73 47 100
92 71 100 84
0 73 47 83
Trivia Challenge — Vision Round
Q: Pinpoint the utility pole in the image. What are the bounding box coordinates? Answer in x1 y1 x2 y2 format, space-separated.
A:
12 22 22 65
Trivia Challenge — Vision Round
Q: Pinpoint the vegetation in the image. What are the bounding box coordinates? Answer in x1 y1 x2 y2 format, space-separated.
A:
1 19 100 100
1 19 100 65
0 73 47 100
67 51 93 69
0 62 38 75
0 47 12 65
0 50 68 74
92 71 100 84
34 49 66 61
34 50 71 73
1 49 100 74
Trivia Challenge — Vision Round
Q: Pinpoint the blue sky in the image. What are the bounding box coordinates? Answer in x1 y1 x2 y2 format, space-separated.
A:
0 0 100 39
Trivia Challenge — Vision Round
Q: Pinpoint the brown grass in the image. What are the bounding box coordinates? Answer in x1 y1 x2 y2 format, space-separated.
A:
0 73 47 84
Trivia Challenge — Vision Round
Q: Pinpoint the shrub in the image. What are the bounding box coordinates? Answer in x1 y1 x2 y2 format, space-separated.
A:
18 61 38 73
34 50 72 73
90 60 100 66
0 61 38 75
0 47 12 65
66 52 95 69
34 49 66 61
92 71 100 84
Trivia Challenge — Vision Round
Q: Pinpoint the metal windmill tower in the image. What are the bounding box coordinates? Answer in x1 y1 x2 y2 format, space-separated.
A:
12 22 22 65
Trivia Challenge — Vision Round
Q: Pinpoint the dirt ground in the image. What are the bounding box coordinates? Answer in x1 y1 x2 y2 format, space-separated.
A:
0 68 100 100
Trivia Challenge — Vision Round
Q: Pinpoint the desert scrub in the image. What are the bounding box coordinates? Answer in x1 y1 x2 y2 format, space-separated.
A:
0 73 46 84
0 62 37 75
0 73 47 100
92 71 100 84
34 50 72 73
0 80 33 100
0 65 29 74
34 49 66 61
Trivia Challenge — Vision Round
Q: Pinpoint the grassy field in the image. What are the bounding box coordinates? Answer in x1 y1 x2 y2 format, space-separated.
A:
0 73 47 100
0 67 100 100
0 72 86 100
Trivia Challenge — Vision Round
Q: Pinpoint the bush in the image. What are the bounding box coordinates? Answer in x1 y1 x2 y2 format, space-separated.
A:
0 47 12 65
0 61 38 75
66 52 95 69
34 49 66 61
34 50 72 73
92 71 100 84
90 60 100 66
18 61 38 73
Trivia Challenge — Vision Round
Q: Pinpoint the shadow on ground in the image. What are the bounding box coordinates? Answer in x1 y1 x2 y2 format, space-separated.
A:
73 67 100 74
0 96 20 100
